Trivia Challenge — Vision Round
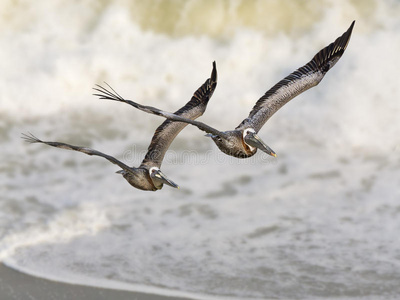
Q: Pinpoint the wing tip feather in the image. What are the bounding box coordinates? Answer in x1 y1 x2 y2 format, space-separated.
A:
21 132 42 144
313 20 355 73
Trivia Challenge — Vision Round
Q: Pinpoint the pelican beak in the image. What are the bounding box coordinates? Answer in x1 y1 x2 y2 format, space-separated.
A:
153 170 180 189
244 132 277 157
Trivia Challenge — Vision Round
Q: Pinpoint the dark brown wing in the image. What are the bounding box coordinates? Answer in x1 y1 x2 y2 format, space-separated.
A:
22 132 135 174
94 84 226 137
94 62 225 168
141 61 217 167
237 21 355 132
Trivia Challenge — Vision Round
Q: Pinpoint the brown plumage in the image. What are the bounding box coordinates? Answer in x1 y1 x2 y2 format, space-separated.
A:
140 61 217 168
95 21 354 159
237 20 355 133
23 62 217 191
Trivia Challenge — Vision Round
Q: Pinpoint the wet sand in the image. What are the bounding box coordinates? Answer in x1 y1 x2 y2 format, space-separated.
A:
0 263 194 300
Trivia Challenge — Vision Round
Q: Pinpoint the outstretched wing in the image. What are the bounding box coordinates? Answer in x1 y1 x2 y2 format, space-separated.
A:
141 61 218 167
22 132 134 174
94 62 227 167
237 20 355 132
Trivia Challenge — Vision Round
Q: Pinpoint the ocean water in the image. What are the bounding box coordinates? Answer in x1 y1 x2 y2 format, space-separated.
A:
1 0 400 299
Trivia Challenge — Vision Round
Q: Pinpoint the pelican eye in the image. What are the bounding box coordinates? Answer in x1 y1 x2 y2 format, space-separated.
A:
149 167 160 176
243 128 255 139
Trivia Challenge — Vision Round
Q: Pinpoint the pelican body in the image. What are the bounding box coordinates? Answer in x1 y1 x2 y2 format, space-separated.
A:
23 62 217 191
94 21 354 159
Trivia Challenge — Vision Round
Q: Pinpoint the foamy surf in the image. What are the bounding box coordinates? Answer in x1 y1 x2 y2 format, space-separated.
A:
2 0 400 299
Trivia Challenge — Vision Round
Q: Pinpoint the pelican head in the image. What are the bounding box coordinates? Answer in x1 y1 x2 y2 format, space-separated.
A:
243 128 276 157
116 167 179 191
208 129 276 159
149 167 180 190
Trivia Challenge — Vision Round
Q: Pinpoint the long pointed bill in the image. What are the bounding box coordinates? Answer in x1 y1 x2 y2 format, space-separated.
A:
245 132 277 157
153 170 180 189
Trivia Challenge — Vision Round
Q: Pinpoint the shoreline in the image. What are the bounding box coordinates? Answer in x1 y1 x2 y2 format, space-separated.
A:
0 263 194 300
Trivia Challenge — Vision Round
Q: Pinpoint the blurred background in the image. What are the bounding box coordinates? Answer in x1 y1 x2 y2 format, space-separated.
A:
1 0 400 299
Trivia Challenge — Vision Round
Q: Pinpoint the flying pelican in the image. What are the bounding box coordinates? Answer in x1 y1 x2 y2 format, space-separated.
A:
94 21 354 159
22 62 217 191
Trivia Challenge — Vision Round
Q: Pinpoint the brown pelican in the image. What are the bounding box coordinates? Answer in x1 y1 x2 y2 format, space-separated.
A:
22 62 217 191
94 21 354 159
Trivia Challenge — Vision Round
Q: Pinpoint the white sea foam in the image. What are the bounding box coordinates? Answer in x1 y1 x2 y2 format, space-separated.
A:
1 0 400 299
